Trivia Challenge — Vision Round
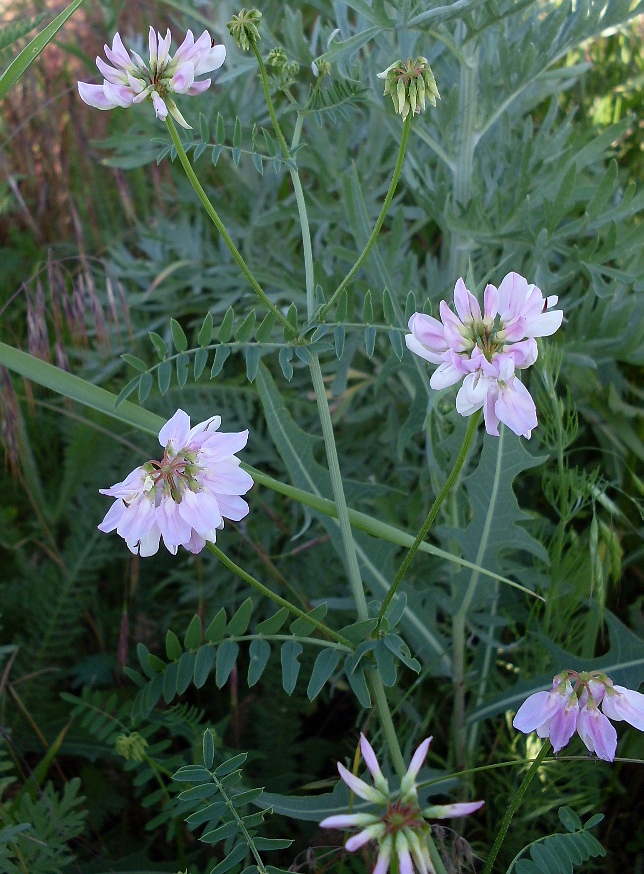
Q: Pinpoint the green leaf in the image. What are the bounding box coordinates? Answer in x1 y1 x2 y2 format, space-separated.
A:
344 658 371 707
374 640 397 686
281 640 303 694
334 325 345 358
162 660 179 702
173 764 213 783
362 290 374 323
217 307 235 342
252 837 293 851
170 318 188 352
245 345 261 382
364 326 376 357
177 651 196 694
235 310 256 342
278 346 294 380
405 291 417 320
158 359 172 394
336 290 348 322
256 608 289 635
255 312 276 342
389 329 404 360
210 842 247 874
216 640 239 687
211 345 231 378
166 629 182 661
286 303 298 332
216 113 225 144
559 807 582 833
339 619 378 645
176 352 189 388
121 353 148 373
214 752 247 777
114 375 140 408
0 0 86 99
193 645 216 688
137 371 152 403
201 820 239 844
233 116 242 148
149 331 168 359
248 638 271 686
382 288 396 324
290 603 328 636
198 311 214 346
206 608 227 643
203 730 215 770
227 598 253 636
184 615 203 650
307 649 341 700
179 783 219 802
194 347 209 380
199 113 209 142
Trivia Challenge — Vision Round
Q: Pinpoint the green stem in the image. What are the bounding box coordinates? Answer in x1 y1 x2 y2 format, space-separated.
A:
319 112 413 320
481 741 551 874
251 46 315 317
377 411 480 626
251 40 290 159
164 116 293 335
206 542 353 648
308 353 369 622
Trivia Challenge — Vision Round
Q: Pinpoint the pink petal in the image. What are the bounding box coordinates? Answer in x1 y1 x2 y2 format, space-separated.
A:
98 499 126 533
359 734 386 783
178 489 222 537
406 736 432 781
159 409 191 449
405 333 444 365
602 686 644 730
424 800 484 818
96 56 127 84
549 694 579 753
453 277 481 323
194 43 226 75
197 430 249 459
78 81 119 110
513 690 562 733
336 762 385 803
156 498 192 548
172 61 195 93
577 706 617 761
429 357 466 390
345 830 376 852
105 32 131 69
494 377 537 438
187 79 211 95
320 814 376 829
214 494 249 522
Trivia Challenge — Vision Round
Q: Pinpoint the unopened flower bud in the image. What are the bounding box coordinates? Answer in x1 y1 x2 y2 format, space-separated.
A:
377 57 440 120
267 47 288 68
227 8 262 51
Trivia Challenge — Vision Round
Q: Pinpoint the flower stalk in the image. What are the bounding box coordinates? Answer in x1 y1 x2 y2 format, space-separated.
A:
164 116 295 336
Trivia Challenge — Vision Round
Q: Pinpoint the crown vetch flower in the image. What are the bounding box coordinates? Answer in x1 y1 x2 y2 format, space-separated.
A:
320 734 483 874
405 273 562 438
377 58 440 120
513 670 644 761
78 28 226 128
98 409 252 556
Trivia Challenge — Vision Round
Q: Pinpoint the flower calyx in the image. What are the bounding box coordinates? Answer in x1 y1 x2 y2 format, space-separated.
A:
377 57 440 120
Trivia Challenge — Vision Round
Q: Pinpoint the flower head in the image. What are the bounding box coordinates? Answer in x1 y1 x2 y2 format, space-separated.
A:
78 28 226 129
405 273 563 438
98 409 252 556
227 8 262 51
513 670 644 761
377 58 440 120
320 734 483 874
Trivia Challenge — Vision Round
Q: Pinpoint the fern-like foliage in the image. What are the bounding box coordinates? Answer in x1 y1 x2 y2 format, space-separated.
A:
0 740 86 874
508 807 605 873
173 731 292 874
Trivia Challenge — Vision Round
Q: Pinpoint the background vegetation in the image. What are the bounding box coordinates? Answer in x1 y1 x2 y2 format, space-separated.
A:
0 0 642 872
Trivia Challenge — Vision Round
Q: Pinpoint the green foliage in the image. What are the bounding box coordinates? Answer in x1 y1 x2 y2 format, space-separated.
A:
509 807 605 873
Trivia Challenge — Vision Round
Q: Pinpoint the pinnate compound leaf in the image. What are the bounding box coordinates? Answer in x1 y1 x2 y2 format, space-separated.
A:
158 359 172 393
194 347 209 380
115 375 140 408
559 807 582 833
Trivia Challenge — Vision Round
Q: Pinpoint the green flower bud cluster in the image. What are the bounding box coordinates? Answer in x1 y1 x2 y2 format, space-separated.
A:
377 57 440 120
227 8 262 51
312 58 331 78
267 47 288 68
115 732 148 762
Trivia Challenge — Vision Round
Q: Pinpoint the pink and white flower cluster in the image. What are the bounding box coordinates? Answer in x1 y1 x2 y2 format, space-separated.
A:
99 409 252 556
513 670 644 761
321 734 483 874
78 28 226 128
405 272 563 438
